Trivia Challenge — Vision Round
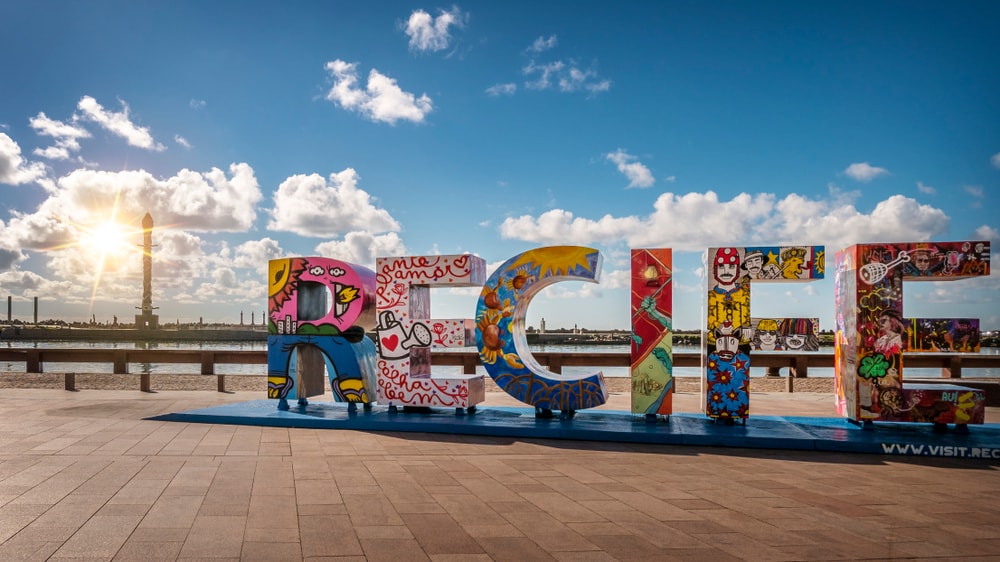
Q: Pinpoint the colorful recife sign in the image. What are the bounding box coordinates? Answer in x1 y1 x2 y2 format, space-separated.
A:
835 241 991 428
704 246 825 422
264 241 989 430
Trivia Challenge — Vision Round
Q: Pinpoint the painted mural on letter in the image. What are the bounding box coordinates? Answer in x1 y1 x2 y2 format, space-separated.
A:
704 246 824 421
834 241 991 425
630 249 673 416
906 318 980 352
266 257 377 405
476 246 608 413
749 317 820 352
375 254 487 409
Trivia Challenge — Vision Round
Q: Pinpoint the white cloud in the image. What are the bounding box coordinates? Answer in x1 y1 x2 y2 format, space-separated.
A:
230 238 284 271
268 168 400 237
404 7 464 52
964 185 984 197
45 163 262 237
523 60 565 90
523 60 610 94
605 149 655 188
190 99 207 109
916 181 936 195
486 83 517 96
314 232 407 269
324 60 433 125
974 225 999 241
29 112 91 161
560 67 611 93
597 268 630 290
843 162 888 182
499 191 950 252
174 135 192 149
0 268 47 291
991 152 1000 168
664 175 676 183
76 96 166 151
0 250 24 271
0 211 75 252
192 264 263 304
528 35 557 53
0 133 46 185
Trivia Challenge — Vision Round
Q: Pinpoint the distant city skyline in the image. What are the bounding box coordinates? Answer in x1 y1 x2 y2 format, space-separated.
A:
0 1 997 331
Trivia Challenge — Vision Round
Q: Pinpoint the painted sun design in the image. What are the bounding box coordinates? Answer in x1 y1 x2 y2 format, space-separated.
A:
502 264 535 293
477 310 504 364
506 246 598 279
268 258 307 311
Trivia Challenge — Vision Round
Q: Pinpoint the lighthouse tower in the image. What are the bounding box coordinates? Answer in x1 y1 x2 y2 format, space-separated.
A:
135 212 160 330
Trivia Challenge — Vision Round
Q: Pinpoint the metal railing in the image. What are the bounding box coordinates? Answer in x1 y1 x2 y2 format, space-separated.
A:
2 348 997 392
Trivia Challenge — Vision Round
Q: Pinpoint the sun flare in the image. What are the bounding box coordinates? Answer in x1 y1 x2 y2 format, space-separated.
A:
81 220 135 259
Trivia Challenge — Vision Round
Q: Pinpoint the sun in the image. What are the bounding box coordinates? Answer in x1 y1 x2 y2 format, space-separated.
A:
81 220 134 258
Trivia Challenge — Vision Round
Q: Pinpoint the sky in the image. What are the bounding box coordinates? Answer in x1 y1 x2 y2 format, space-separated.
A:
0 0 998 332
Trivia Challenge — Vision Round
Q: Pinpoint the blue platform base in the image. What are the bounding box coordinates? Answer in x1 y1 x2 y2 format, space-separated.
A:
149 401 1000 460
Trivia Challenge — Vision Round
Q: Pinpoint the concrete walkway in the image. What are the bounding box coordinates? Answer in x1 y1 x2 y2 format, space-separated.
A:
1 388 998 561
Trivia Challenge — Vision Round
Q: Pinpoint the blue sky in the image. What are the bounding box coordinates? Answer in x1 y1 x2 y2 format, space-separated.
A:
0 1 997 331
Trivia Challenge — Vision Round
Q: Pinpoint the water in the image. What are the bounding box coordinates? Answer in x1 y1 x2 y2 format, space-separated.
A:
2 340 998 379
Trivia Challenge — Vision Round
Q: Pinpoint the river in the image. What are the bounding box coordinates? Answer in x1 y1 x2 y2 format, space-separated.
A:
2 340 998 379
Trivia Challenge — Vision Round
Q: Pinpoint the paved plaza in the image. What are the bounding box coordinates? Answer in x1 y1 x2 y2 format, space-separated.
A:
1 388 998 561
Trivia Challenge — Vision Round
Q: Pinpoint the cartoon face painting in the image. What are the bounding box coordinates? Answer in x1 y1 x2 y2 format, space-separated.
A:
713 248 740 288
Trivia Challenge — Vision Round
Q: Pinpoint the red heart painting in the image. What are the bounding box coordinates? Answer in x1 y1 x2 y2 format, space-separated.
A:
381 334 399 352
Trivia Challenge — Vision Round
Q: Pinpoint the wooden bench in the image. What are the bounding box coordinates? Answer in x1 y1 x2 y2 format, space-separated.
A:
59 372 249 393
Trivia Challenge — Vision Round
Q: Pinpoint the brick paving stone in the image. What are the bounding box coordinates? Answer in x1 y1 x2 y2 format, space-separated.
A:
343 493 404 527
475 536 556 561
0 537 63 561
177 514 246 559
391 502 446 514
240 540 303 561
400 513 484 555
297 503 348 516
458 477 519 503
433 493 508 526
517 491 606 523
532 476 616 502
460 523 523 538
107 478 169 506
299 514 364 558
500 510 602 553
604 511 711 550
128 526 190 542
97 503 151 517
604 490 704 521
25 497 105 530
51 514 141 559
139 495 204 529
247 494 299 537
565 521 631 536
586 533 675 559
10 525 79 544
359 538 429 561
113 539 184 561
375 472 434 505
